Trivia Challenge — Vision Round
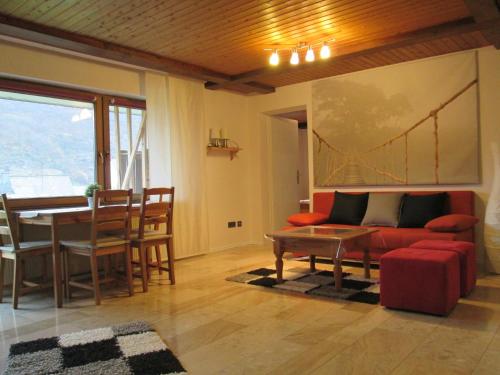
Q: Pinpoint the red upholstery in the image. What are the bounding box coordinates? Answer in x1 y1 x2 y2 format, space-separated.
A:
287 212 328 226
380 248 460 316
410 240 476 296
319 224 469 259
425 214 479 232
295 191 476 260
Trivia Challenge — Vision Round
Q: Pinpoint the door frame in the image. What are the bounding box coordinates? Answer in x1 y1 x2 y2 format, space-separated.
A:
261 105 307 232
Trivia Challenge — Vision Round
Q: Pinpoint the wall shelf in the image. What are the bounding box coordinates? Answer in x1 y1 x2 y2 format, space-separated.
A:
207 146 241 160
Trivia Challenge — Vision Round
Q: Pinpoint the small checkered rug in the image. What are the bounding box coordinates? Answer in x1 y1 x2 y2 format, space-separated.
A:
3 321 186 375
227 266 380 305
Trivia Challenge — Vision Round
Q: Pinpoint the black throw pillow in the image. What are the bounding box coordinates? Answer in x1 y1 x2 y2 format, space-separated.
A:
398 193 448 228
328 191 369 225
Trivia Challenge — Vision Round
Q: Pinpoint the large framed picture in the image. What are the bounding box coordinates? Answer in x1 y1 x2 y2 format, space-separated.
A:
312 51 480 187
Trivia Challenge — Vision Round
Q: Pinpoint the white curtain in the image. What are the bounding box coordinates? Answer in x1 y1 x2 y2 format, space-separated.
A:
145 73 209 258
144 73 172 187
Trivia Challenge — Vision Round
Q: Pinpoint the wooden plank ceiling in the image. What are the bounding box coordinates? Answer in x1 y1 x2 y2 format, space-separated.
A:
0 0 498 95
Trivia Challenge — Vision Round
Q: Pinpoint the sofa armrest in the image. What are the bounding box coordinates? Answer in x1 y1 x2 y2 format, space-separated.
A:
287 212 329 226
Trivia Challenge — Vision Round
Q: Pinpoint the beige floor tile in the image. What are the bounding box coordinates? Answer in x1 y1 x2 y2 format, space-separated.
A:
0 243 499 374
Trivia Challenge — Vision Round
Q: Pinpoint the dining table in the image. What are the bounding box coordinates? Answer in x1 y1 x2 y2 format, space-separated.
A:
15 204 140 308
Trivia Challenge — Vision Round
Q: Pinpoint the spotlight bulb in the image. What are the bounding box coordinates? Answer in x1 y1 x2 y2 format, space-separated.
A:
320 42 331 59
290 50 299 65
269 50 279 66
305 46 315 62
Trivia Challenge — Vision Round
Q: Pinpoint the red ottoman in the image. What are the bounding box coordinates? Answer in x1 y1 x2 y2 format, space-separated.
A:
409 240 476 297
380 248 460 316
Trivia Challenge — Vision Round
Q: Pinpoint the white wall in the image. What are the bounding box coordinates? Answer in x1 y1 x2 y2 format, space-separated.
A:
0 41 143 97
0 40 257 254
204 89 255 251
247 47 500 272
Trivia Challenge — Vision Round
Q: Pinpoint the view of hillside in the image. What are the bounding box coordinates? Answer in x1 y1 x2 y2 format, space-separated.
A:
0 94 95 197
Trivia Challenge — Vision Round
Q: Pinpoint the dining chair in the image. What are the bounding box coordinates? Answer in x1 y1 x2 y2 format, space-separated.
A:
131 187 175 292
61 189 134 305
0 194 53 309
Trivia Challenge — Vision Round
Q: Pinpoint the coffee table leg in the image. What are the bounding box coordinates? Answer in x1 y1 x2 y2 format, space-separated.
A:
273 240 284 283
309 255 316 272
334 258 342 292
363 246 371 279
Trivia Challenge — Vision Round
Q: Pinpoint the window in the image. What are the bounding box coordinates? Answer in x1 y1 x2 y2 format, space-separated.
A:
0 78 146 200
108 103 148 192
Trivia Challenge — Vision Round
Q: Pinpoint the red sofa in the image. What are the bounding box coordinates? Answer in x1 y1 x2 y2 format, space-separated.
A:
289 191 475 261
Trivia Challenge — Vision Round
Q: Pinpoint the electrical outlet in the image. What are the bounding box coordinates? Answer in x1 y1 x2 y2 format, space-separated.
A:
237 221 242 227
228 221 236 228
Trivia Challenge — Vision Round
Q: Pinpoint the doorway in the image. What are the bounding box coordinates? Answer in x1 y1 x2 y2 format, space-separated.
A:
266 108 309 230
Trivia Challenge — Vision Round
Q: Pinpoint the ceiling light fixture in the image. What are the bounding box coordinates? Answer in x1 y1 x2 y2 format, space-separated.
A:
266 38 334 66
305 46 315 62
269 49 279 66
290 49 299 65
320 42 331 59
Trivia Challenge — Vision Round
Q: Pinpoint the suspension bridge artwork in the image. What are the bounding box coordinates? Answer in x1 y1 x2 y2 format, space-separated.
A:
312 52 480 187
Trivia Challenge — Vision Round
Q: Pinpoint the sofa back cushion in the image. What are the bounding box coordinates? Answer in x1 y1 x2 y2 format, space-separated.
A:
398 193 448 228
328 191 369 225
361 192 403 227
313 191 474 217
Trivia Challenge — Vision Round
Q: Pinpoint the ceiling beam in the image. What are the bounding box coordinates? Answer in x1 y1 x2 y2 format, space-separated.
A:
0 13 275 94
463 0 500 48
205 16 499 91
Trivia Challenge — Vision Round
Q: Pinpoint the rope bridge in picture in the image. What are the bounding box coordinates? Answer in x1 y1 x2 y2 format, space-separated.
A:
314 78 478 186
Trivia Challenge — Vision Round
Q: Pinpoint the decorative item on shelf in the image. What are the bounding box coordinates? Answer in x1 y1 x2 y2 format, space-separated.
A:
208 128 228 148
485 142 500 273
84 183 102 207
264 37 334 67
207 128 241 160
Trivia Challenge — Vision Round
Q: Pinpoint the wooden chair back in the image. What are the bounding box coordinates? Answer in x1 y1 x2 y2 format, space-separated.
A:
137 187 175 239
0 194 20 250
90 189 133 246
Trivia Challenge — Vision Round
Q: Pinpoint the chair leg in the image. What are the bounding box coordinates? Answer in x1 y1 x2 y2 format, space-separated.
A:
63 251 71 300
20 259 25 286
155 245 163 275
138 245 148 293
166 238 175 285
12 256 22 309
0 255 5 303
104 256 111 280
90 253 101 305
124 247 134 297
146 247 152 281
41 254 48 283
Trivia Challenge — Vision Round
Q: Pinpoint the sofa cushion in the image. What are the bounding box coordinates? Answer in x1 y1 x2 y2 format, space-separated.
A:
424 214 478 232
398 193 447 228
328 191 368 225
321 224 461 254
370 227 460 251
287 212 328 226
361 192 403 227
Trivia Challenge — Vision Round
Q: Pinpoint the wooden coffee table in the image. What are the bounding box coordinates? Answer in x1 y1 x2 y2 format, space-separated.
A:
266 226 378 291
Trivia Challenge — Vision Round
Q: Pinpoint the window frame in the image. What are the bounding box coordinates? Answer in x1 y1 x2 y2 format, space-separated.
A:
0 77 145 209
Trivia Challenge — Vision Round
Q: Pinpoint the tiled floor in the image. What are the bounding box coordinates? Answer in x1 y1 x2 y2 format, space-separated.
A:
1 244 499 374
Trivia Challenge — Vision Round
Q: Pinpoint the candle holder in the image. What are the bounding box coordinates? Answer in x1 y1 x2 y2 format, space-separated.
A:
210 138 228 148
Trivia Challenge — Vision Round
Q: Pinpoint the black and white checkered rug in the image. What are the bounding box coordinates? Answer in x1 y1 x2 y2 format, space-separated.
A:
3 321 186 375
227 265 380 305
